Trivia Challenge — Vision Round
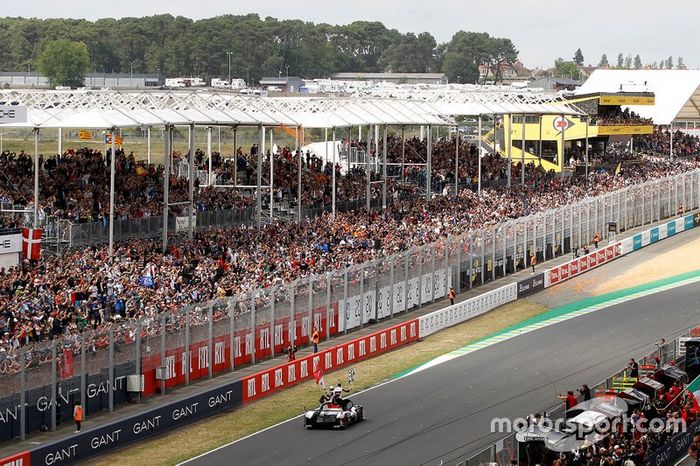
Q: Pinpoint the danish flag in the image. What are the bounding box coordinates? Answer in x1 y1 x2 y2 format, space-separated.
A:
21 228 41 260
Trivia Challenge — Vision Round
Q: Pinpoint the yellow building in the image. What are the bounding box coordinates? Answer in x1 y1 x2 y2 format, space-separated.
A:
494 92 655 173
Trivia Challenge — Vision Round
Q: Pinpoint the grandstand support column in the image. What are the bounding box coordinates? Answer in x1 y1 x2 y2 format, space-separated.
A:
135 321 142 402
492 114 497 157
506 114 512 189
233 126 238 188
382 124 387 209
477 115 482 194
207 127 212 186
670 122 674 159
147 127 151 165
560 114 566 170
401 126 406 184
50 344 57 431
332 128 337 218
585 117 589 178
188 123 195 240
160 314 166 395
296 127 301 221
33 128 39 225
366 124 371 211
57 128 62 157
454 125 459 194
521 113 526 186
109 126 116 256
374 125 379 160
426 124 432 200
538 115 543 162
162 125 171 252
256 125 264 228
270 129 274 221
420 125 424 140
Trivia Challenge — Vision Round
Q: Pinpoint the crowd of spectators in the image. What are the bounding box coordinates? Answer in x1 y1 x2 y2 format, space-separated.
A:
636 129 700 157
590 108 653 127
0 140 699 374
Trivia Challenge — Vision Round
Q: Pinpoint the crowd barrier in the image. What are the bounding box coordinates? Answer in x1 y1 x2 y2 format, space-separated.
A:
0 170 698 447
0 320 418 466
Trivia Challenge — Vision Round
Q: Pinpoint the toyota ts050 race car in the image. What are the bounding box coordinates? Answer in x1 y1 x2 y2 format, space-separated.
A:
304 401 364 429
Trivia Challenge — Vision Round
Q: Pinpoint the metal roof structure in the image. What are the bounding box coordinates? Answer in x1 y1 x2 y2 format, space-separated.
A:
0 90 454 129
0 88 585 130
351 86 584 117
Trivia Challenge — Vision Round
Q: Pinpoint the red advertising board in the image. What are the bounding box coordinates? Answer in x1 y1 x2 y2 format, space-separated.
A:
0 450 30 466
548 243 621 287
241 319 420 402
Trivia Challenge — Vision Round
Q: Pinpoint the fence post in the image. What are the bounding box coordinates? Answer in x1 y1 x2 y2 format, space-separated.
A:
490 227 496 281
359 264 365 328
417 247 423 308
455 236 463 292
136 321 142 402
501 225 507 275
443 238 449 294
208 305 213 380
468 234 474 288
343 270 349 335
641 184 646 225
270 291 276 358
404 252 410 310
184 307 190 386
431 247 436 303
20 351 26 440
80 333 86 417
51 343 57 432
389 257 395 319
160 313 166 395
250 292 256 365
523 218 528 269
109 326 114 411
229 299 235 372
307 276 314 343
325 274 332 341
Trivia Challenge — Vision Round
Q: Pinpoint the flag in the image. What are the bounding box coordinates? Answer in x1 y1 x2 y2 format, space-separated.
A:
614 162 622 176
21 228 41 260
313 367 325 389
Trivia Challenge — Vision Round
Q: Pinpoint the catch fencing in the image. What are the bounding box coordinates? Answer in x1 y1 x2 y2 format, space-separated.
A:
0 169 698 441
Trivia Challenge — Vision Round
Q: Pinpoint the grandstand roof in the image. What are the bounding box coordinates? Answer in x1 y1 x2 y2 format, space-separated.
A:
576 70 700 125
0 88 584 130
0 90 454 129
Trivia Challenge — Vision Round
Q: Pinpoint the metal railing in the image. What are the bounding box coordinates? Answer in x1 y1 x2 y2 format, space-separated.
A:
0 169 698 441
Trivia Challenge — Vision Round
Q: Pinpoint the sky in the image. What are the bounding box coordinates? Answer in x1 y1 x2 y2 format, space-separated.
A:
4 0 699 69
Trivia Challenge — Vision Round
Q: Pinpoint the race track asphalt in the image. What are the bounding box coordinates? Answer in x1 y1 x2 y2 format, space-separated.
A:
186 281 700 466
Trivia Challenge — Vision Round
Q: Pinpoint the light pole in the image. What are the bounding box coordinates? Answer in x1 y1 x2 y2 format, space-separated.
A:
129 62 134 88
226 51 233 87
285 65 290 77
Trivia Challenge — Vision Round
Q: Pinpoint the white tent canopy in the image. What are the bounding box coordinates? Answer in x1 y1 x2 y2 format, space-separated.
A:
576 70 700 125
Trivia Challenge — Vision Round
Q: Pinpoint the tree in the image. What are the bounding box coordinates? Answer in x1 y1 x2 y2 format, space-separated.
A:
485 37 518 83
573 48 584 66
554 58 581 80
666 56 674 69
37 39 90 87
677 57 686 70
441 31 492 83
598 54 609 67
378 32 436 73
623 54 633 69
633 55 642 69
616 53 624 68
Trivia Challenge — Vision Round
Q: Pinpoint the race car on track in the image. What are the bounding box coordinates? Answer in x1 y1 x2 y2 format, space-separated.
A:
304 400 364 429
